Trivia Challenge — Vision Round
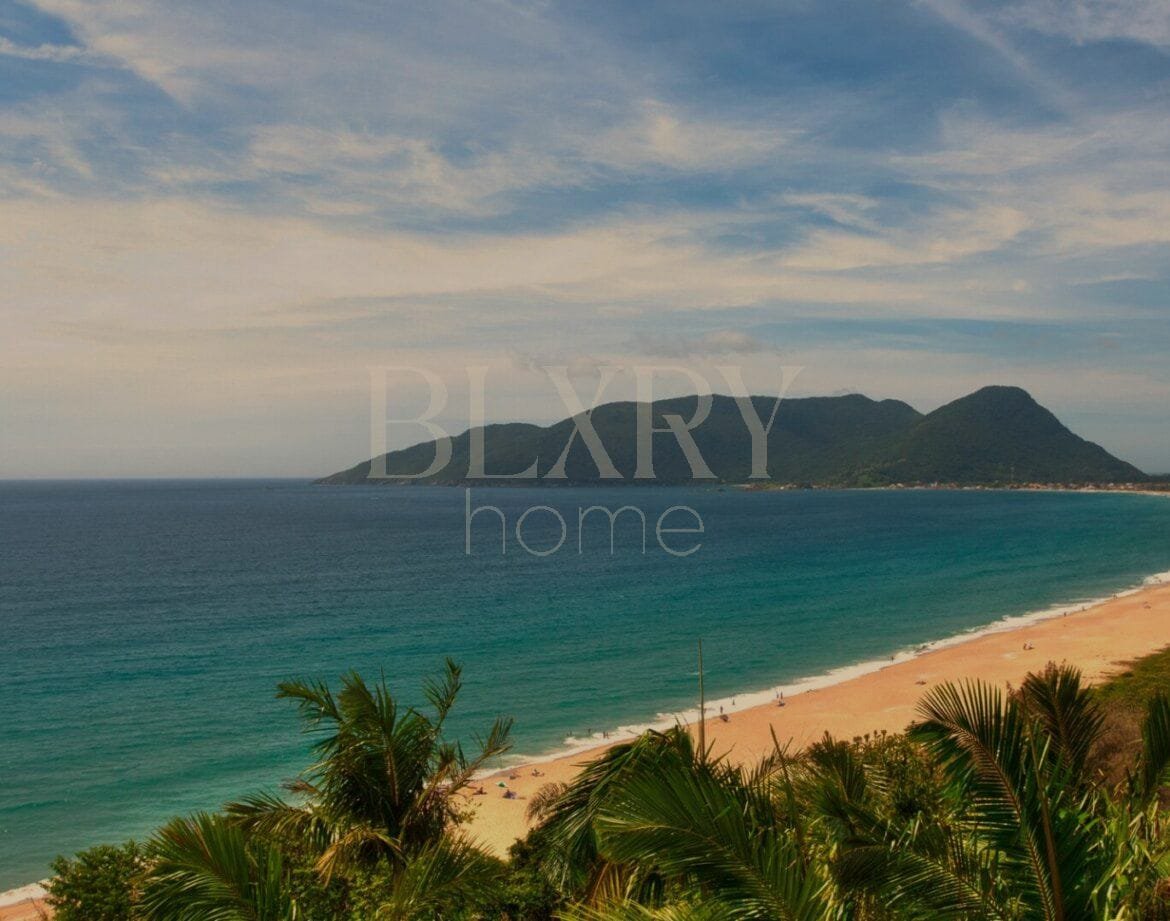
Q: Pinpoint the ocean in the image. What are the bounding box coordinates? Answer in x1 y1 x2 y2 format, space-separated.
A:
3 480 1170 888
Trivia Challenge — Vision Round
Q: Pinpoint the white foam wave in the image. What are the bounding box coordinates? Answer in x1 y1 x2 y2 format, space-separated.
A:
0 883 47 907
490 563 1170 773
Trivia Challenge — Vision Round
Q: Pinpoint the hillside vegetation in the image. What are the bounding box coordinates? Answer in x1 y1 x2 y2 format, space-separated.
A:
319 386 1146 487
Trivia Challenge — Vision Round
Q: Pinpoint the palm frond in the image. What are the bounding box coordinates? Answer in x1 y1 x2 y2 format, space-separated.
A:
225 792 330 853
560 900 741 921
532 728 696 894
912 676 1112 920
1019 663 1105 785
422 658 462 726
276 678 340 729
801 734 871 841
316 822 401 882
1134 692 1170 805
373 835 500 921
911 679 1053 913
528 782 571 822
140 812 293 921
594 759 829 920
834 835 1009 920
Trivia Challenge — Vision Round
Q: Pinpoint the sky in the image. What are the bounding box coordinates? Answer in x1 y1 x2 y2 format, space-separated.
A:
1 0 1169 477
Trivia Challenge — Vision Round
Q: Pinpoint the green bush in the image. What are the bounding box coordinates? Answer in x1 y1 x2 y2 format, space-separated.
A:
48 841 145 921
487 836 562 920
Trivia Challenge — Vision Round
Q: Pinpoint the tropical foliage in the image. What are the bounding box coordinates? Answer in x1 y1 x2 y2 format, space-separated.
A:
226 660 512 880
47 660 1170 919
524 663 1170 920
48 660 516 920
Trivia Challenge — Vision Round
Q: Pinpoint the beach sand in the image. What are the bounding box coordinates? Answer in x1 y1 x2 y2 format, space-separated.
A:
5 575 1170 917
0 885 48 921
462 579 1170 856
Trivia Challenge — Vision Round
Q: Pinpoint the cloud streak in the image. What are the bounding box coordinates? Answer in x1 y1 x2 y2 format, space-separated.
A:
0 35 88 62
1 0 1168 474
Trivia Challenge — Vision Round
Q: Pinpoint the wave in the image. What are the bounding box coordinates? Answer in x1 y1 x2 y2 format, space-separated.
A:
0 883 48 907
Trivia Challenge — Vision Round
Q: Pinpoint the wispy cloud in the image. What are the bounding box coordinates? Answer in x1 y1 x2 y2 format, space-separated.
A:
915 0 1078 112
28 0 282 101
584 100 789 172
633 329 778 358
994 0 1170 47
780 204 1031 271
2 0 1169 474
0 35 88 62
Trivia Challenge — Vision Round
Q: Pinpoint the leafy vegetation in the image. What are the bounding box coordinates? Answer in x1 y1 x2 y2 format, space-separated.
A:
525 663 1170 920
48 841 146 920
46 657 1170 919
318 386 1146 486
226 661 512 880
1095 644 1170 715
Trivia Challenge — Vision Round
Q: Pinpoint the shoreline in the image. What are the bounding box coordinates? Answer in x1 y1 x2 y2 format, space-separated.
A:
463 572 1170 856
488 561 1170 774
0 884 48 921
479 485 1170 772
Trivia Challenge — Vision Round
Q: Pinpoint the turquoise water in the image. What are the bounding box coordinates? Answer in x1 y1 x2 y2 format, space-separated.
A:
3 482 1170 887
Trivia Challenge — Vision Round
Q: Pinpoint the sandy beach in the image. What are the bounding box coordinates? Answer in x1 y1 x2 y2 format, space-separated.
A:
463 576 1170 856
0 885 48 921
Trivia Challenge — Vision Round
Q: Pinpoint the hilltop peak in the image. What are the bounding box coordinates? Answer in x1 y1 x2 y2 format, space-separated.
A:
867 387 1143 485
955 385 1041 407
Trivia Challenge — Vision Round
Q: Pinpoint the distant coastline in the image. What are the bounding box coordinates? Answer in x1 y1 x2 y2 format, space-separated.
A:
317 478 1170 493
738 481 1170 493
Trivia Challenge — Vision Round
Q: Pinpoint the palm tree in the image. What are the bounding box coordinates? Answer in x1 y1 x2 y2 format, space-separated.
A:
561 902 742 920
139 813 502 921
142 661 509 920
589 751 833 920
526 727 696 900
140 812 294 921
227 659 511 880
530 724 832 920
835 664 1170 918
527 643 740 905
360 834 501 920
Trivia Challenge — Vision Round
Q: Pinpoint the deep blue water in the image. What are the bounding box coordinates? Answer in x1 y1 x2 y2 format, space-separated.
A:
3 481 1170 887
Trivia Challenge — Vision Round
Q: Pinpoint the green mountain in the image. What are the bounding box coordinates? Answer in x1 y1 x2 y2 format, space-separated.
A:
856 386 1143 485
318 385 1145 486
